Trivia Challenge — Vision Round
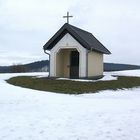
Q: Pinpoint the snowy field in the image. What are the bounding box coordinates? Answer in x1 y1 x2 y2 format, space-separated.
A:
0 70 140 140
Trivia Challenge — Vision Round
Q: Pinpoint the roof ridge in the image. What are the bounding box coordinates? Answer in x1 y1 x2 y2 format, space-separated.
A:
68 24 92 34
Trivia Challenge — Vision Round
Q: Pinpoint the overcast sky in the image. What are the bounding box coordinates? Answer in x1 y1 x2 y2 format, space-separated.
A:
0 0 140 65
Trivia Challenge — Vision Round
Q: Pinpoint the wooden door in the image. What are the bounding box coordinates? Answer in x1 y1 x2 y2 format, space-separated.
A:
70 51 79 78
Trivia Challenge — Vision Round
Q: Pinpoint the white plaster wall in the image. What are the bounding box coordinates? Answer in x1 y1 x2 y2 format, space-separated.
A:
50 33 87 77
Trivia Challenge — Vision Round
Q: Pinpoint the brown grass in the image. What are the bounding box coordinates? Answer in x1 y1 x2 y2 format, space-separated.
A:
6 76 140 94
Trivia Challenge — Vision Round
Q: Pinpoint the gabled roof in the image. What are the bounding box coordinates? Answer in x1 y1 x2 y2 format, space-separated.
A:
43 23 111 54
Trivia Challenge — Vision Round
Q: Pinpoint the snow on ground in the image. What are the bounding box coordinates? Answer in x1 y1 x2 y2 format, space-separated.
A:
105 69 140 77
100 74 117 81
0 70 140 140
58 75 117 82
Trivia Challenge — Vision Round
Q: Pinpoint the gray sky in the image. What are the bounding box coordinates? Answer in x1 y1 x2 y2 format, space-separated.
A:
0 0 140 65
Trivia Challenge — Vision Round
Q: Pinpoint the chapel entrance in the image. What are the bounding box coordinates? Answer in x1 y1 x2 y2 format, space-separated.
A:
70 51 79 78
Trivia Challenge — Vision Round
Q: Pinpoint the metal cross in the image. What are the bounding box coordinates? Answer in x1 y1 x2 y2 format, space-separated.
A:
63 12 73 24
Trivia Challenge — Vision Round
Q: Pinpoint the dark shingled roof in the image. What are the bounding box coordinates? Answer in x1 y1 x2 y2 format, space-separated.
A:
43 23 111 54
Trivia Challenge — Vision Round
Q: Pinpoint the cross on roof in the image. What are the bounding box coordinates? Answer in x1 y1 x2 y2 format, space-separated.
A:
63 12 73 24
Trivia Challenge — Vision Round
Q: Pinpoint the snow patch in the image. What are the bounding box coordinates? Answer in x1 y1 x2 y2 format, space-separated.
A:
57 75 117 82
105 69 140 77
0 70 140 140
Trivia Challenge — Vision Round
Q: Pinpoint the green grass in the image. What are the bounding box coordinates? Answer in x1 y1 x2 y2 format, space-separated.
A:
6 76 140 94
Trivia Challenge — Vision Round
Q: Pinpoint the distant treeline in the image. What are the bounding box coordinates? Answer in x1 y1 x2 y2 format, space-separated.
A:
0 60 140 73
0 60 49 73
104 63 140 71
